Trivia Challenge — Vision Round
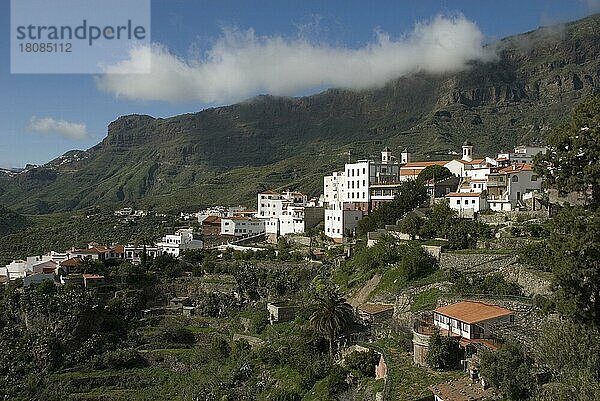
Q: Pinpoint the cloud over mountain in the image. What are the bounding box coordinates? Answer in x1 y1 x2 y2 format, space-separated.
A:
96 14 495 104
28 117 90 140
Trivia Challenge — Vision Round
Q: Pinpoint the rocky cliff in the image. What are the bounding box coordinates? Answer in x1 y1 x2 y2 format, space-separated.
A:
1 15 599 213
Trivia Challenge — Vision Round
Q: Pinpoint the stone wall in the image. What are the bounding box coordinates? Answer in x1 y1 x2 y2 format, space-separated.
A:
477 210 549 225
439 253 518 273
498 263 551 296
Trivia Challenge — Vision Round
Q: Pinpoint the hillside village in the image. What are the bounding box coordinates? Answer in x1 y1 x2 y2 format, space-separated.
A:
1 135 572 401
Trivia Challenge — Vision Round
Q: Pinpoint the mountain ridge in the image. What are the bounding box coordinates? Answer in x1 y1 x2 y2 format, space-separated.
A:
1 14 599 214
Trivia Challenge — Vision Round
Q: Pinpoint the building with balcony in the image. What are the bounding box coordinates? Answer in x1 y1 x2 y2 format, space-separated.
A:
412 301 513 366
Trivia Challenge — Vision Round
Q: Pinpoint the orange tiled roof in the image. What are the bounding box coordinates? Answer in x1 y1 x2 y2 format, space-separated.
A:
458 158 486 165
260 190 280 195
498 163 534 173
82 274 104 280
111 244 125 253
446 192 483 197
60 257 82 267
434 301 512 324
403 161 449 168
72 246 109 254
203 215 222 224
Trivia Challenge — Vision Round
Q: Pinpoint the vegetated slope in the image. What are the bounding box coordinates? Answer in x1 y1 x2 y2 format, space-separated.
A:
0 205 28 236
1 15 599 214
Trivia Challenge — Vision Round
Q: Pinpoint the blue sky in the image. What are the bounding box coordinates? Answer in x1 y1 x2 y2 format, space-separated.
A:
0 0 598 168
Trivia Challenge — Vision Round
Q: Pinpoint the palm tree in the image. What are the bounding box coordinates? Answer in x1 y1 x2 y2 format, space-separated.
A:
310 290 354 359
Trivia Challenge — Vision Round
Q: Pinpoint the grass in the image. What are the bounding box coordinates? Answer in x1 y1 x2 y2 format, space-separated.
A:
411 288 441 312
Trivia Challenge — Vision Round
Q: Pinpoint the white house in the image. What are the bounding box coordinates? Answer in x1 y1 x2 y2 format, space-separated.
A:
324 207 363 242
446 192 488 217
487 163 541 211
433 301 513 340
497 145 547 166
156 228 203 257
257 190 323 241
124 245 160 264
221 217 265 237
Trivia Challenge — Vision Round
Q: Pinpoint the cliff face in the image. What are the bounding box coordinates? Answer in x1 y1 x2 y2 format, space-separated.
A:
1 15 599 213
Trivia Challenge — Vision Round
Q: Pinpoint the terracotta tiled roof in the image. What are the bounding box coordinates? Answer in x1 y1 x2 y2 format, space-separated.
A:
60 257 82 267
459 158 486 165
82 274 104 280
202 215 222 224
111 244 125 253
434 301 512 324
72 246 109 254
400 169 422 176
358 303 395 315
430 377 494 401
498 163 534 173
260 190 280 195
403 161 449 168
446 192 483 197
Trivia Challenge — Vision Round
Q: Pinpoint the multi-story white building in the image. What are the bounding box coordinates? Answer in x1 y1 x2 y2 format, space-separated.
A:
221 217 266 237
497 145 547 166
257 190 322 241
487 163 542 211
323 171 346 208
324 206 363 242
156 228 203 257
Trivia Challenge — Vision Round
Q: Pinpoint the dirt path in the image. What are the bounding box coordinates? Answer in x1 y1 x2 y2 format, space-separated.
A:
348 273 381 307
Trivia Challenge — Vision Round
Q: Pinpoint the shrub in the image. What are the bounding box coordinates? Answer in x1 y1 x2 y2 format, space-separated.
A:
92 349 146 370
210 336 231 358
426 329 460 370
157 323 196 345
344 349 379 377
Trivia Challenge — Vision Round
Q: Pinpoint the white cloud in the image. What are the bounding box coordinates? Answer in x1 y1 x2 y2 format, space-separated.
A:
28 116 90 140
96 14 495 104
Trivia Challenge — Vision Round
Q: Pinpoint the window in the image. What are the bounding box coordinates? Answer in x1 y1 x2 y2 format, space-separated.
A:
464 200 468 205
512 175 519 183
363 168 365 174
472 199 476 204
531 175 538 181
456 200 460 205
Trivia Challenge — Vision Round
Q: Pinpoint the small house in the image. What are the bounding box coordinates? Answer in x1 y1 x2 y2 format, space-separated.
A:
433 301 513 341
82 274 105 288
267 301 297 324
357 303 394 324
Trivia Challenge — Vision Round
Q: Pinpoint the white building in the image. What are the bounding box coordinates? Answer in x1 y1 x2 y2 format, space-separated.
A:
156 228 203 257
323 171 346 208
221 217 265 237
324 207 363 243
497 145 547 166
433 301 513 340
124 245 160 264
257 190 322 241
1 255 57 281
487 164 541 211
447 192 488 217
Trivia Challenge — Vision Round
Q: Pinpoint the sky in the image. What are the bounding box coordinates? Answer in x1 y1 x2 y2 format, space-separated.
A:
0 0 599 168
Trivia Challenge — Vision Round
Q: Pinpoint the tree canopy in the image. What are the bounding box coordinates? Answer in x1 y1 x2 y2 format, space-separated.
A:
536 95 600 209
417 165 453 183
